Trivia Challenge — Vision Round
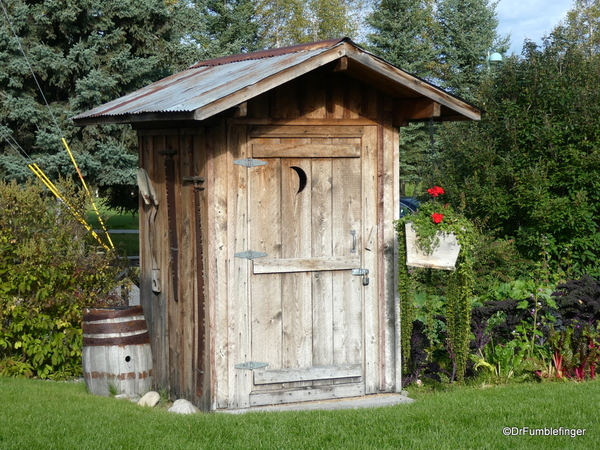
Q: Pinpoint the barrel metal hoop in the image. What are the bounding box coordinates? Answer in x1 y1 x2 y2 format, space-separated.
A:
82 319 147 334
83 331 150 346
83 306 144 321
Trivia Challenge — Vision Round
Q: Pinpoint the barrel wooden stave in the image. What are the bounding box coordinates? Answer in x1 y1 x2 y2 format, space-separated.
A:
82 307 153 397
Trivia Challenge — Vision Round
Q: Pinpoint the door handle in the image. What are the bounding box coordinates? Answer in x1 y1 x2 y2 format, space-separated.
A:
350 230 356 253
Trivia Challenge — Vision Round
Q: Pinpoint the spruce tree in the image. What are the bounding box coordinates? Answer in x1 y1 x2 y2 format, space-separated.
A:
366 0 438 79
194 0 260 59
366 0 441 194
434 0 508 101
0 0 199 211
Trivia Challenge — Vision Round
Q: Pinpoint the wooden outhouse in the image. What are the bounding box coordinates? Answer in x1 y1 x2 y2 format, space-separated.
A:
74 38 480 411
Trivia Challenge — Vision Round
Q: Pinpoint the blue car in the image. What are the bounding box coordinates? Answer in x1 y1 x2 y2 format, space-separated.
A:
400 197 420 217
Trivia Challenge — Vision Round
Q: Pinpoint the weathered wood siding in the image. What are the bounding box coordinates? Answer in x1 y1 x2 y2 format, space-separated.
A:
137 67 400 410
138 129 210 409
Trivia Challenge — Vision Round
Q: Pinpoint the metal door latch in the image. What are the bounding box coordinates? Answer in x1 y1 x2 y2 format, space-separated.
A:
352 268 370 286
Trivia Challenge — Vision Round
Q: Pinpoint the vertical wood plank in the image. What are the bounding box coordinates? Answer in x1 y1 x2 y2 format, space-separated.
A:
152 134 169 392
227 122 251 409
165 133 182 399
280 157 312 370
138 134 160 386
332 157 362 366
326 73 345 119
311 158 334 366
362 85 379 120
247 91 269 119
301 72 327 119
206 122 230 409
178 132 197 399
362 125 380 394
378 94 399 391
381 106 401 391
392 123 402 392
190 131 209 408
271 80 300 119
343 76 361 119
249 156 283 371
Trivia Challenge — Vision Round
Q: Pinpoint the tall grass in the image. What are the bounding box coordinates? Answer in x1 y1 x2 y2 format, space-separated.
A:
0 377 598 449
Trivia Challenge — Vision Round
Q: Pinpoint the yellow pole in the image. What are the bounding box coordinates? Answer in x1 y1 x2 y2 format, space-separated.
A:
28 163 111 251
61 138 115 249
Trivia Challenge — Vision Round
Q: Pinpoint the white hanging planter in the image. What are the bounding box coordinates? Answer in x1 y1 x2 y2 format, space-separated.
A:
404 223 461 270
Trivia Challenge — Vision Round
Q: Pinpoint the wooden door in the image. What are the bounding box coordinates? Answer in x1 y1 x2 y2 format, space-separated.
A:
246 136 365 406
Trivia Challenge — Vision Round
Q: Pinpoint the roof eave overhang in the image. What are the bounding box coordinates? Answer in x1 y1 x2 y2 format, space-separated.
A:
73 110 197 127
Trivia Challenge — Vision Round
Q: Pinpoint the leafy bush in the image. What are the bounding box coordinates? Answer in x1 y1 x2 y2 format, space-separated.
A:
438 38 600 277
551 275 600 327
468 275 600 383
0 180 124 379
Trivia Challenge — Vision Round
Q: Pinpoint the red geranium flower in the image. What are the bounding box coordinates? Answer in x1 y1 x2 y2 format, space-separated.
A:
431 213 444 224
427 186 445 197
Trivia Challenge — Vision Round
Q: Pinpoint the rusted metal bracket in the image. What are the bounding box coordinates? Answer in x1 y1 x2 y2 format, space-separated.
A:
192 175 206 397
182 176 205 187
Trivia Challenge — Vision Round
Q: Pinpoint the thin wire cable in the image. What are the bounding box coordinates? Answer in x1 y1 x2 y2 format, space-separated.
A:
0 0 63 137
29 163 110 250
61 138 114 248
0 130 111 250
1 0 114 250
0 126 32 162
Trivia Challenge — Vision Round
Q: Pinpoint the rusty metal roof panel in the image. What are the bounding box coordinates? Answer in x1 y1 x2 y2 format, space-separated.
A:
189 38 346 68
72 43 343 121
72 37 481 125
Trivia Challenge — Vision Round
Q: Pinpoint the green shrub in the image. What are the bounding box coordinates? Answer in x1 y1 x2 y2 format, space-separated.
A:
0 179 124 379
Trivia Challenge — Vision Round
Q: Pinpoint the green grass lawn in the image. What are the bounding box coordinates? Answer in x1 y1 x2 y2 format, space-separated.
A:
0 377 598 450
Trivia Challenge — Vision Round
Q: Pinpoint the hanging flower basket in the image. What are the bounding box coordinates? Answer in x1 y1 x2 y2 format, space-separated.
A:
404 223 460 270
395 185 477 382
398 185 471 271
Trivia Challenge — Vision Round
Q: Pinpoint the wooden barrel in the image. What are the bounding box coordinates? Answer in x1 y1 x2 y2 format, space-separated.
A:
82 306 153 397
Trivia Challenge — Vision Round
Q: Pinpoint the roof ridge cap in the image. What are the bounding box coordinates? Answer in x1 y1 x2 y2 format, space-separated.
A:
189 38 351 69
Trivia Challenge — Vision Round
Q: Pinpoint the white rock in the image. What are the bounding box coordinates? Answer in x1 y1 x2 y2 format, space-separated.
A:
168 398 199 414
138 391 161 407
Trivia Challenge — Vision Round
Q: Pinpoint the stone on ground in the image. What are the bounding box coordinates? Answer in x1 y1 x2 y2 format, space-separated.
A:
168 399 199 414
138 391 161 407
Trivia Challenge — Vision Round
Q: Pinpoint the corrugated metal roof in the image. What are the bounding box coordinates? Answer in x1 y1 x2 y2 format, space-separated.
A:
189 38 347 68
72 38 481 125
72 39 348 122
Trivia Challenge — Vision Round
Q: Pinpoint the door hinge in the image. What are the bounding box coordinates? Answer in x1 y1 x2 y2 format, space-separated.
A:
235 361 269 370
234 158 267 167
234 251 268 260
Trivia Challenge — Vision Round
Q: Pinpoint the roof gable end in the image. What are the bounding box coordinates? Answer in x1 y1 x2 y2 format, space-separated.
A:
72 38 480 126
